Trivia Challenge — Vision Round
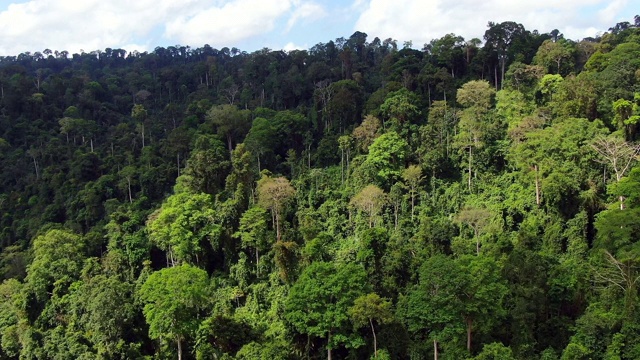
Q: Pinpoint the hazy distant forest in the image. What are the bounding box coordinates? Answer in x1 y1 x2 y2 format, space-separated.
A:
1 15 640 360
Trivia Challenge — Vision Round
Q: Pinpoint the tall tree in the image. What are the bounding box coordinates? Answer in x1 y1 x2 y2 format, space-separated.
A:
455 80 495 190
256 175 295 242
206 104 251 155
350 184 387 228
591 134 640 209
138 264 210 360
349 293 393 358
484 21 528 89
285 262 369 360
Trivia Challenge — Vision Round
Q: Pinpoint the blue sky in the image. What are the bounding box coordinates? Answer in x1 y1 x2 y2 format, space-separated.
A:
0 0 637 56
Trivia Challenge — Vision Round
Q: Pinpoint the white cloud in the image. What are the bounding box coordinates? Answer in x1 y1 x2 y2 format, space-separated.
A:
282 41 307 51
285 1 326 32
0 0 323 55
0 0 209 55
165 0 293 47
354 0 634 46
598 0 628 24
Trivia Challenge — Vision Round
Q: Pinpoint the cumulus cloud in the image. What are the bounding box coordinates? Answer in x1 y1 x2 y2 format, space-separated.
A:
0 0 209 55
282 41 307 51
285 1 326 32
354 0 633 46
165 0 293 47
0 0 323 55
0 0 634 56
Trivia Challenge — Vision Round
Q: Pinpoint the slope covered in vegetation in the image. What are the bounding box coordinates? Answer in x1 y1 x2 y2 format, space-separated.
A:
1 17 640 359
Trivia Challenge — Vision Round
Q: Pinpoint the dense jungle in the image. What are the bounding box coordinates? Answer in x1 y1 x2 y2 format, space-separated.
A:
1 15 640 360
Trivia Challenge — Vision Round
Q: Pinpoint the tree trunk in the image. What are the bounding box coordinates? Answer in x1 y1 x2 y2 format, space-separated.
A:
127 177 133 203
32 156 39 180
370 318 378 358
500 57 506 89
341 148 344 185
534 164 540 206
434 338 438 360
327 331 332 360
411 192 415 220
227 134 233 158
466 318 473 352
177 337 182 360
468 146 472 190
275 209 281 242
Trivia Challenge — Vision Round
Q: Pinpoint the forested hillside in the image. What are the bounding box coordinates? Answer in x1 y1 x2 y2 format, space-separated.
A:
1 16 640 359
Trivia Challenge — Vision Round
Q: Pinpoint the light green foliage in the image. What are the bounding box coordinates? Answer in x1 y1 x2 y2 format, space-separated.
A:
399 254 464 355
66 274 139 358
146 186 220 266
379 88 421 129
138 264 210 359
234 206 271 273
495 89 535 132
457 255 509 348
131 104 147 122
350 293 393 358
364 131 408 187
455 80 496 189
25 229 86 303
475 342 516 360
509 117 607 213
534 39 575 76
285 262 370 353
537 74 564 103
402 165 423 219
400 254 507 354
0 279 23 357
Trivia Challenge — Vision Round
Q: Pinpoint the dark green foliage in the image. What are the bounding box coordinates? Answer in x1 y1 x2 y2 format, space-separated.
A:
0 17 639 360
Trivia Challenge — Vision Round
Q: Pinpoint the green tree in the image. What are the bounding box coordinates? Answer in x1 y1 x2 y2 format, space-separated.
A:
364 131 408 188
455 80 496 190
146 184 220 266
534 39 575 76
138 264 210 360
457 255 508 353
131 104 148 148
206 104 252 155
349 293 393 358
400 254 463 359
475 342 516 360
402 165 424 220
25 229 86 303
233 206 270 274
379 88 421 130
285 262 369 360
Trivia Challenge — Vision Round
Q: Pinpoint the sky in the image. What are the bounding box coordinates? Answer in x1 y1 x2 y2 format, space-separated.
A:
0 0 637 56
